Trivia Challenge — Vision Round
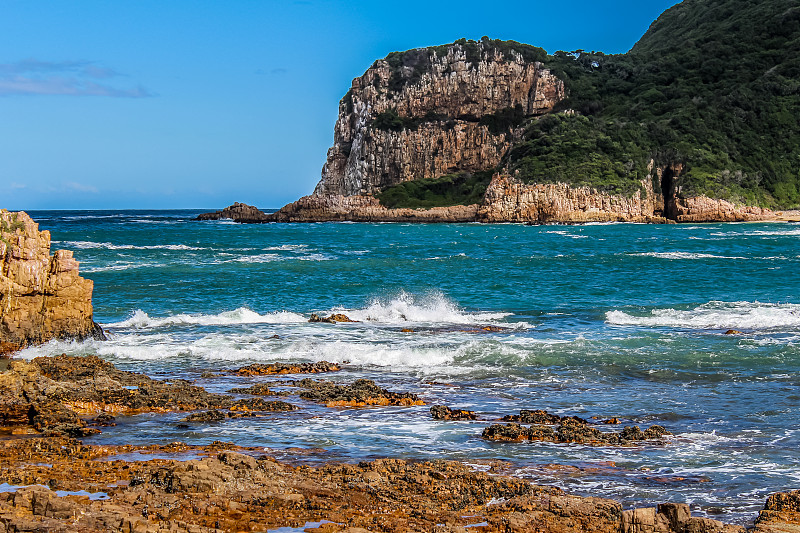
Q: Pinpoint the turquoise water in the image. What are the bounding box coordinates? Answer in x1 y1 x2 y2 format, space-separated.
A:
18 210 800 524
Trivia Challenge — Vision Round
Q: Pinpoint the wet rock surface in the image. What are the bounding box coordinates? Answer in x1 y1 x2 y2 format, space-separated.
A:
0 435 790 532
0 357 795 531
296 378 425 407
430 405 477 420
34 354 232 414
483 414 671 446
0 355 303 437
226 383 290 396
233 361 341 376
309 313 357 323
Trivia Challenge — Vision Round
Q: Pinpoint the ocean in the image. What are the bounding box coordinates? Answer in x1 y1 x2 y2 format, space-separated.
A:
16 210 800 524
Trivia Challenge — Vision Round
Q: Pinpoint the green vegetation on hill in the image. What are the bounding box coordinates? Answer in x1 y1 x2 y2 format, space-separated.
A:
509 0 800 207
376 171 494 209
373 0 800 209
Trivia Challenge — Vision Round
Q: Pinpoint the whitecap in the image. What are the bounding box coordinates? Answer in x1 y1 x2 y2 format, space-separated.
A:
606 301 800 331
629 252 747 260
107 307 307 329
328 291 511 325
82 262 164 273
55 241 203 251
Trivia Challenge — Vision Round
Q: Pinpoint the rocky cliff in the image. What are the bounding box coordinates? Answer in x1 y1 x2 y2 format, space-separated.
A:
257 36 782 225
0 210 104 350
316 40 564 197
269 169 773 224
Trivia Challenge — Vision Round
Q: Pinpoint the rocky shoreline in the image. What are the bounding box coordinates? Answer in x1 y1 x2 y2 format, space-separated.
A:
196 194 800 225
1 354 798 532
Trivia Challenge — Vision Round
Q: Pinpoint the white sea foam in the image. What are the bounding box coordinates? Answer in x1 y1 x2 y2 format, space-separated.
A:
606 301 800 330
108 307 307 329
630 252 747 260
332 291 511 325
55 240 203 251
233 253 284 263
82 262 165 273
545 230 588 239
262 244 309 251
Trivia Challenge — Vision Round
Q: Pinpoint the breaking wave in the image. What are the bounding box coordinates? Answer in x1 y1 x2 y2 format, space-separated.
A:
108 307 307 329
630 252 747 260
55 240 203 251
606 301 800 331
329 291 512 325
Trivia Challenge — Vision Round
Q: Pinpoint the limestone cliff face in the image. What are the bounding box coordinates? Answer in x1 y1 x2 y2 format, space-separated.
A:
315 42 565 197
477 175 667 223
0 210 104 349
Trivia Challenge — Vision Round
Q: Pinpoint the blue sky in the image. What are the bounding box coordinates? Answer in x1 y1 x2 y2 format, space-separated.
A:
0 0 679 210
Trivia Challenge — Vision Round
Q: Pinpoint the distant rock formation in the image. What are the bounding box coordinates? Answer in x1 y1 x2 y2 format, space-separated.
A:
195 202 270 223
0 210 104 350
267 172 773 224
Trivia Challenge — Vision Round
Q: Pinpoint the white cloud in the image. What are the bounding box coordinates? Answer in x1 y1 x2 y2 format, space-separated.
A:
0 59 154 98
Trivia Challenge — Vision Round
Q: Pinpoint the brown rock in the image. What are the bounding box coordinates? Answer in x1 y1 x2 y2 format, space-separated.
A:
0 210 105 347
309 313 358 323
298 378 424 407
483 419 671 446
502 409 562 425
430 405 477 421
227 383 289 396
753 490 800 533
234 361 341 376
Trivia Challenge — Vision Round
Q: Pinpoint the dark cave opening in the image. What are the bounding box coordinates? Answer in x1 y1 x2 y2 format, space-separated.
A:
661 167 675 220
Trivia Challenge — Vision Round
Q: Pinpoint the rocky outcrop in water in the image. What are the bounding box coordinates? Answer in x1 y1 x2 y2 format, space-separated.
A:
268 193 480 222
0 210 104 350
195 202 270 223
483 416 671 446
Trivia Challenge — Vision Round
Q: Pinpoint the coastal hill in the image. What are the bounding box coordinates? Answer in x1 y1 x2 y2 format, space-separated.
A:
200 0 800 223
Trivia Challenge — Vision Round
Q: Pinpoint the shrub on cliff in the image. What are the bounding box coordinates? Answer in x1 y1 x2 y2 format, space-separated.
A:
522 0 800 208
377 171 494 209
